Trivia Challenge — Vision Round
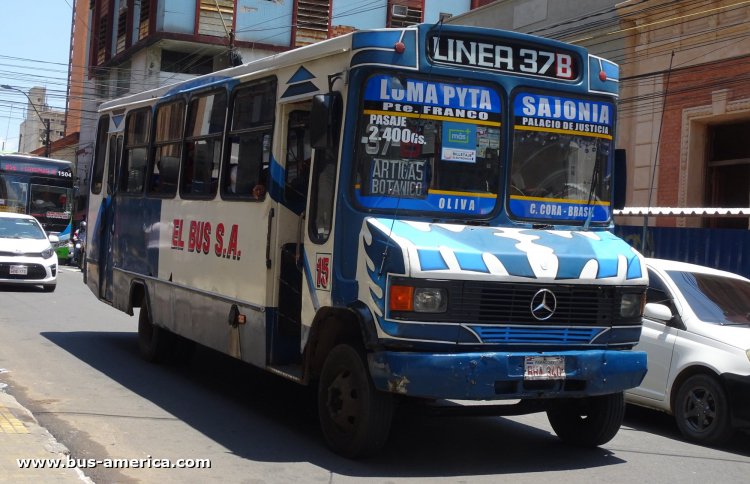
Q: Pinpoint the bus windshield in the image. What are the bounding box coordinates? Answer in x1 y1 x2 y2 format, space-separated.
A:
29 184 73 232
353 73 503 218
507 92 614 224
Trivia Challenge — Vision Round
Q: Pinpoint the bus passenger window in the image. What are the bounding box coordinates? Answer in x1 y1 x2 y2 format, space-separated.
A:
222 78 276 201
120 108 151 194
91 116 109 195
181 90 226 198
148 100 184 197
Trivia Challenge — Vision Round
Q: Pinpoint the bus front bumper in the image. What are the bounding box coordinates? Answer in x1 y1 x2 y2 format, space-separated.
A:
369 349 647 400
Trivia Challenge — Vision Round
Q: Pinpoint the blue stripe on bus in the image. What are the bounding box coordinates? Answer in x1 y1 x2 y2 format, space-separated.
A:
164 75 234 97
288 66 316 83
353 30 413 50
281 81 320 99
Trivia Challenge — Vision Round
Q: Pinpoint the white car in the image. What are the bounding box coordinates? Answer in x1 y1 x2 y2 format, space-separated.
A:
0 212 58 292
625 258 750 445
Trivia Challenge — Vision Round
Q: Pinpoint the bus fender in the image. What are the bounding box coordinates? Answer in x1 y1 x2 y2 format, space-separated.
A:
346 300 380 349
126 279 148 317
303 303 378 382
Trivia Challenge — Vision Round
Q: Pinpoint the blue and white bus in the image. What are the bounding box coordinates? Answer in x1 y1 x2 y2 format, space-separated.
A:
86 23 648 457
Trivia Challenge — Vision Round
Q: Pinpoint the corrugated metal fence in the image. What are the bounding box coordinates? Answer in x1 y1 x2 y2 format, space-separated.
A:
615 225 750 279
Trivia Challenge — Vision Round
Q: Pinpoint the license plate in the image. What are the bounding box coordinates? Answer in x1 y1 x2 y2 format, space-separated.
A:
524 356 566 380
10 265 28 276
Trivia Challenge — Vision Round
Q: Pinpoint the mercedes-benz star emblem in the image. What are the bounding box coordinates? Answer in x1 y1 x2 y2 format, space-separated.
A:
530 289 557 321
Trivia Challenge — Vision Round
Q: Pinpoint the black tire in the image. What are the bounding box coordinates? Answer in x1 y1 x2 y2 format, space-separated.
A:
42 284 56 292
317 344 394 458
137 300 172 363
674 374 734 445
547 392 625 447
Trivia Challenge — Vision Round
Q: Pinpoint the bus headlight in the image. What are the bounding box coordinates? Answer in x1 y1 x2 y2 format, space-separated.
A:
746 349 750 364
620 292 645 318
41 247 54 259
390 285 448 313
414 287 447 312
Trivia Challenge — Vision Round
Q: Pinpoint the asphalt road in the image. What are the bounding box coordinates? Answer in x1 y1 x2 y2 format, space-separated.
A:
1 268 749 483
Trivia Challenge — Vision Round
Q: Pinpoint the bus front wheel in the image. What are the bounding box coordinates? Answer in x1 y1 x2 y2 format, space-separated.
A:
546 392 625 447
317 344 394 458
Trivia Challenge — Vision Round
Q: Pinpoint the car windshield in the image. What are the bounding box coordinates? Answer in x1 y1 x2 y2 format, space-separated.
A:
0 218 47 240
508 92 613 224
353 73 502 218
667 270 750 325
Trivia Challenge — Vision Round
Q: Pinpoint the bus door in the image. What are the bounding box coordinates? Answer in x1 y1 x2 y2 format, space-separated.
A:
99 132 122 302
272 96 340 369
273 108 311 366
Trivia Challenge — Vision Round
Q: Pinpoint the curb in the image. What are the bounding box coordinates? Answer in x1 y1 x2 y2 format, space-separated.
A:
0 383 93 483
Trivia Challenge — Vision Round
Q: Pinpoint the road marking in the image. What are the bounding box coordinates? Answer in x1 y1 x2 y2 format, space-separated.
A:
0 405 29 434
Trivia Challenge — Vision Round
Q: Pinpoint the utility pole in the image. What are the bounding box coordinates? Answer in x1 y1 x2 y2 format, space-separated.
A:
1 84 52 157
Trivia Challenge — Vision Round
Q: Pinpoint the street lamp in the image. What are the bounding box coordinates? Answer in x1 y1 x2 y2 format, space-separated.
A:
1 84 52 157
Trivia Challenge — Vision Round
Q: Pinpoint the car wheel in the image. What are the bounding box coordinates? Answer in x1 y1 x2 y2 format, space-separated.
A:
137 300 173 363
318 344 394 458
547 392 625 447
674 374 734 445
42 284 56 292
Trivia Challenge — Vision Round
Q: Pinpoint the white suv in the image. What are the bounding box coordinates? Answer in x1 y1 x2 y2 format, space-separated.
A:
625 258 750 445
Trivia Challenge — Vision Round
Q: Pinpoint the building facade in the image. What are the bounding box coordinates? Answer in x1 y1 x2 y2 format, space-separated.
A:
17 87 65 155
70 0 492 192
450 0 750 230
616 0 750 229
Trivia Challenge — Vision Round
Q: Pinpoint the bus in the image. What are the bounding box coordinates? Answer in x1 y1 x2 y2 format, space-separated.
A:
85 23 648 457
0 154 75 261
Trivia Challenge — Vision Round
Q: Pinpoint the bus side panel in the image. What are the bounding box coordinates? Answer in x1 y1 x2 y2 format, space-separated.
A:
113 197 158 276
148 198 271 368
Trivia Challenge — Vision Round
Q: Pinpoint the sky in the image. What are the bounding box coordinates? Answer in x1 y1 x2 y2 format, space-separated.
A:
0 0 74 152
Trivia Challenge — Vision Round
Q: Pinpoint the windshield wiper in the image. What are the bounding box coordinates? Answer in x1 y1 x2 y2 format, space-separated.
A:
582 155 602 231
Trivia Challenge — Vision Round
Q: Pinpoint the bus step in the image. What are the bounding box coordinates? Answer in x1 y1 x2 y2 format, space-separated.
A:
267 364 303 383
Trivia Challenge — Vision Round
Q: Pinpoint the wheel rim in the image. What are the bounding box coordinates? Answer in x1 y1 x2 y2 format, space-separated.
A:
325 368 361 433
682 385 717 433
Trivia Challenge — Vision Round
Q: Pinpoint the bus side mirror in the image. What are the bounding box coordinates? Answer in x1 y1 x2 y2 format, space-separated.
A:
311 92 342 150
613 149 627 210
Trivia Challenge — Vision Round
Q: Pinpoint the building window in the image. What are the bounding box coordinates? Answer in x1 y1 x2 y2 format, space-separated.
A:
198 0 234 37
97 13 109 64
139 0 151 40
161 49 214 75
705 121 750 229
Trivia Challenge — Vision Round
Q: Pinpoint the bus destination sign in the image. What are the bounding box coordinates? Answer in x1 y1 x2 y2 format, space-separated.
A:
428 33 580 81
0 161 72 178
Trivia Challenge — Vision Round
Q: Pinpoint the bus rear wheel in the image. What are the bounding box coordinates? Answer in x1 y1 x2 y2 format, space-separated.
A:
317 344 394 458
546 392 625 447
138 300 172 363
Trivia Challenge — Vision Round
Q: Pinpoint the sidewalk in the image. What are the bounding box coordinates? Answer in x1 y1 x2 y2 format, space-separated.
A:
0 386 91 483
